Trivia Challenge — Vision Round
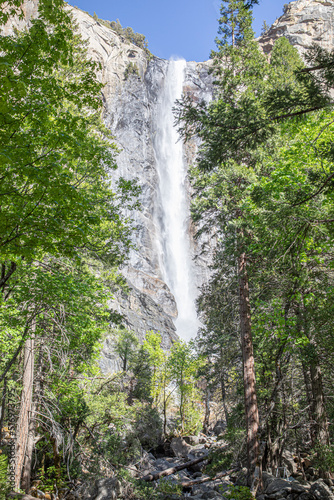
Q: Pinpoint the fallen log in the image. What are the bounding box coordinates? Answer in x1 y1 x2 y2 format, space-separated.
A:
180 470 231 488
141 455 208 482
8 494 38 500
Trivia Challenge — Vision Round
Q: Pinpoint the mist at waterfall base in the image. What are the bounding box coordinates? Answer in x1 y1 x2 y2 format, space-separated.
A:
154 58 200 342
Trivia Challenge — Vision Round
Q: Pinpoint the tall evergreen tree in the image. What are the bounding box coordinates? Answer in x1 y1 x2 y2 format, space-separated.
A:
177 1 268 488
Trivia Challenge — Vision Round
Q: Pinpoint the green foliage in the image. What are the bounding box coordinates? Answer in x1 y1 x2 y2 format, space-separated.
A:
169 341 202 434
311 444 334 472
0 454 9 500
177 0 334 473
91 15 152 58
113 328 139 372
215 0 254 49
124 61 140 80
122 473 181 500
224 485 255 500
131 345 153 402
205 448 234 476
156 479 183 498
0 2 138 264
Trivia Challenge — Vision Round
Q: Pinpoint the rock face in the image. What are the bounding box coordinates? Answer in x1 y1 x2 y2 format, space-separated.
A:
259 0 334 54
2 0 213 363
65 6 213 359
5 0 334 368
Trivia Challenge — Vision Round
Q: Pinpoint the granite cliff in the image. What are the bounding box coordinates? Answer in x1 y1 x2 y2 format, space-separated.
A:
259 0 334 54
65 7 214 371
4 0 334 372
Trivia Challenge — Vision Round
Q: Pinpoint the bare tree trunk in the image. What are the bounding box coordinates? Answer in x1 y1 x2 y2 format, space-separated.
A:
203 384 211 434
21 406 36 492
180 368 184 434
238 251 260 486
220 369 229 427
21 345 43 492
15 334 35 491
309 352 329 447
163 396 168 437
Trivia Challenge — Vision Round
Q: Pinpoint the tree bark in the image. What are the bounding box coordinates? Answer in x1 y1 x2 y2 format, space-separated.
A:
220 368 229 427
238 251 260 480
180 471 231 487
0 261 17 292
203 384 211 434
15 334 35 491
309 351 329 447
141 455 207 482
21 344 43 492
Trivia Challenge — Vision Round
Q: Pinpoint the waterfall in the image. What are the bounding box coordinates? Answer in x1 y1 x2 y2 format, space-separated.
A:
154 59 199 342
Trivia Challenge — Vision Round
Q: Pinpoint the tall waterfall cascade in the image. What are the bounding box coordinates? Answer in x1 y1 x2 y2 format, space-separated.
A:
153 59 200 341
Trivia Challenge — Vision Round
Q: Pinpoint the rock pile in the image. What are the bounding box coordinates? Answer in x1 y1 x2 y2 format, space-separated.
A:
257 472 334 500
73 436 334 500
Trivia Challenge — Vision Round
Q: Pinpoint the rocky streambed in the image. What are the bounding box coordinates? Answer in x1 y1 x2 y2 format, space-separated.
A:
71 435 334 500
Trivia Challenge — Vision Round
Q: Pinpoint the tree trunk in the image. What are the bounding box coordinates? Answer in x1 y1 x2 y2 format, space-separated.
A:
15 335 35 491
203 384 211 434
309 352 329 447
220 368 229 427
21 344 43 492
238 251 260 482
180 369 184 434
300 357 313 443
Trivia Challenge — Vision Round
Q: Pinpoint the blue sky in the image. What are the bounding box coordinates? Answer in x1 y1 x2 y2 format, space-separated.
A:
68 0 289 61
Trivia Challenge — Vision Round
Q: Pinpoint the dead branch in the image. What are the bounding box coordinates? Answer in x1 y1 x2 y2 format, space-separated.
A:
141 455 208 482
180 470 232 487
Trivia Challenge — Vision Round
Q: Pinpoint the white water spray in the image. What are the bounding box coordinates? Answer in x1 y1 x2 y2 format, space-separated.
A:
154 59 199 341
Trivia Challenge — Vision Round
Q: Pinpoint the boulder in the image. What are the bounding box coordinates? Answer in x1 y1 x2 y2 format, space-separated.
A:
213 420 226 436
266 478 291 495
184 435 200 446
88 478 122 500
202 492 225 499
153 458 177 470
299 493 315 500
170 437 192 458
282 450 299 474
310 479 334 499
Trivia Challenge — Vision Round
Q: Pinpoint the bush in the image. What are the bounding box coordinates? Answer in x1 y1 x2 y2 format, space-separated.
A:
0 455 9 500
311 444 334 473
224 485 255 500
205 447 234 477
124 62 140 80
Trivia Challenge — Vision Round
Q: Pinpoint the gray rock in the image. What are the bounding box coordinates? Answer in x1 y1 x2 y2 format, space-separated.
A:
184 435 201 446
89 478 122 500
213 420 226 436
154 458 176 470
282 450 299 474
193 472 204 479
259 0 334 56
265 478 292 495
10 0 334 367
299 493 315 500
201 492 225 499
310 479 334 499
171 437 192 458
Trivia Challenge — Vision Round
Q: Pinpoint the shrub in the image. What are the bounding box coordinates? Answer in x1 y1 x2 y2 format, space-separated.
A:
224 485 255 500
0 455 9 500
205 447 234 476
124 62 140 80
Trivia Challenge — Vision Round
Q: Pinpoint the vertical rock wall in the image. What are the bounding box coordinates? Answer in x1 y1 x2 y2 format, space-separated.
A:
5 0 334 371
